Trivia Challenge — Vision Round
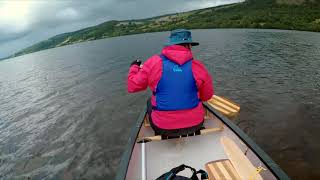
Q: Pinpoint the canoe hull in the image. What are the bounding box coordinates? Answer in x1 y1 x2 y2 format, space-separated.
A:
116 103 290 180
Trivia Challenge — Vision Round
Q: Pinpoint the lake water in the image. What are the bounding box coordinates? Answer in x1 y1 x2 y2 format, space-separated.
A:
0 29 319 179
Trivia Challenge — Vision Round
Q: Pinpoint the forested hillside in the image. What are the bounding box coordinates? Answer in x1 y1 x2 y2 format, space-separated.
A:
12 0 320 57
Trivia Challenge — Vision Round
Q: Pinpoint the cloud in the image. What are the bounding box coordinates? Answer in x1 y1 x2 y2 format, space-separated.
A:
56 8 79 20
0 0 242 58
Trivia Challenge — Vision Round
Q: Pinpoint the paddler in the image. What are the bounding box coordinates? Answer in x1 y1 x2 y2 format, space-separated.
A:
127 29 214 136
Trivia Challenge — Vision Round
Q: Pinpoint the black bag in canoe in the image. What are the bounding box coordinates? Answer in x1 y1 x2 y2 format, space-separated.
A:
156 164 208 180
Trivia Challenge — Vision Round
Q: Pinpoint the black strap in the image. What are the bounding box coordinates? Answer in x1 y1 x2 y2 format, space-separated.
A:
190 168 208 180
196 169 209 180
159 164 208 180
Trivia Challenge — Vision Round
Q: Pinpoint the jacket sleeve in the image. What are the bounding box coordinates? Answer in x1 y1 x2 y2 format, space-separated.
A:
127 55 162 93
127 64 149 93
192 60 214 101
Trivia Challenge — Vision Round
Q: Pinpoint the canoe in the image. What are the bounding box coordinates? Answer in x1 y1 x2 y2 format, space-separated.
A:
116 101 290 180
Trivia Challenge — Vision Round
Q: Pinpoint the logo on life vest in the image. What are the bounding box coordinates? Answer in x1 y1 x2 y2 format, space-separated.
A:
172 65 183 72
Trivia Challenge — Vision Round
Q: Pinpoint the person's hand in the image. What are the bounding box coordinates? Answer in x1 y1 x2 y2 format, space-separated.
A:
130 59 142 67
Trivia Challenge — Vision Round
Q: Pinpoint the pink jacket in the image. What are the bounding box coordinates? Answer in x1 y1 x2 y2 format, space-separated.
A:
127 45 214 129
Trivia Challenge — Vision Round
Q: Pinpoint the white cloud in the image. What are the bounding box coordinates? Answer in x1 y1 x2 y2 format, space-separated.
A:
56 8 79 20
0 1 30 34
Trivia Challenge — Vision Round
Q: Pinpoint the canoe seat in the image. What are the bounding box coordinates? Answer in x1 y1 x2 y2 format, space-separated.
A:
205 159 241 180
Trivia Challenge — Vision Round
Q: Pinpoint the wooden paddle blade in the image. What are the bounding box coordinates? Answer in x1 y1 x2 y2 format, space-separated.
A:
207 95 240 119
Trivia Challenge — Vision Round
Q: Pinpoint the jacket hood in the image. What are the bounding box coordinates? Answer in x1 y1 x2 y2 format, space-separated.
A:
161 45 193 65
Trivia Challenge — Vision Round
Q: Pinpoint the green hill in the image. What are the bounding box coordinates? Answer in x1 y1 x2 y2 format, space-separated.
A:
13 0 320 57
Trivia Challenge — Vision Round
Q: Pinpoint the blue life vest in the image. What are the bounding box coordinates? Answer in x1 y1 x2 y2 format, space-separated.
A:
154 55 199 111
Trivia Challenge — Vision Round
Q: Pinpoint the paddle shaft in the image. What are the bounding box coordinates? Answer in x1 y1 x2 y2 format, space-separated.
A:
141 142 147 180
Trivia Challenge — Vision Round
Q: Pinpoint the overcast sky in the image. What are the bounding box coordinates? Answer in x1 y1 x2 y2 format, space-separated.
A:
0 0 242 58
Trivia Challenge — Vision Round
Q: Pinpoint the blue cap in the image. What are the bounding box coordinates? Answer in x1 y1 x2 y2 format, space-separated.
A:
165 29 199 46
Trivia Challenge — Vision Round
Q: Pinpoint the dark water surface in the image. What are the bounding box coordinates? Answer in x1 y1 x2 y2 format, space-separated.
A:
0 29 319 179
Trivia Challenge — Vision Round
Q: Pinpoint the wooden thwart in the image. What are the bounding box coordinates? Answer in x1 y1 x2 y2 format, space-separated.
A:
207 95 240 119
205 159 241 180
221 136 263 180
137 127 223 142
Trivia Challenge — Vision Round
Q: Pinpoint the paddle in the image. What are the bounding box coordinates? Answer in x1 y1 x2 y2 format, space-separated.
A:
206 95 240 119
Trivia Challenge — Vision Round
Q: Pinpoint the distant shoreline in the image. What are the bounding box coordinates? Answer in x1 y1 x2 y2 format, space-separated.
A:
8 0 320 59
2 28 319 61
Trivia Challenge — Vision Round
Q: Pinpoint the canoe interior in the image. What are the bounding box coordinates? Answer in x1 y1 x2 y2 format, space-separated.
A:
117 103 290 180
